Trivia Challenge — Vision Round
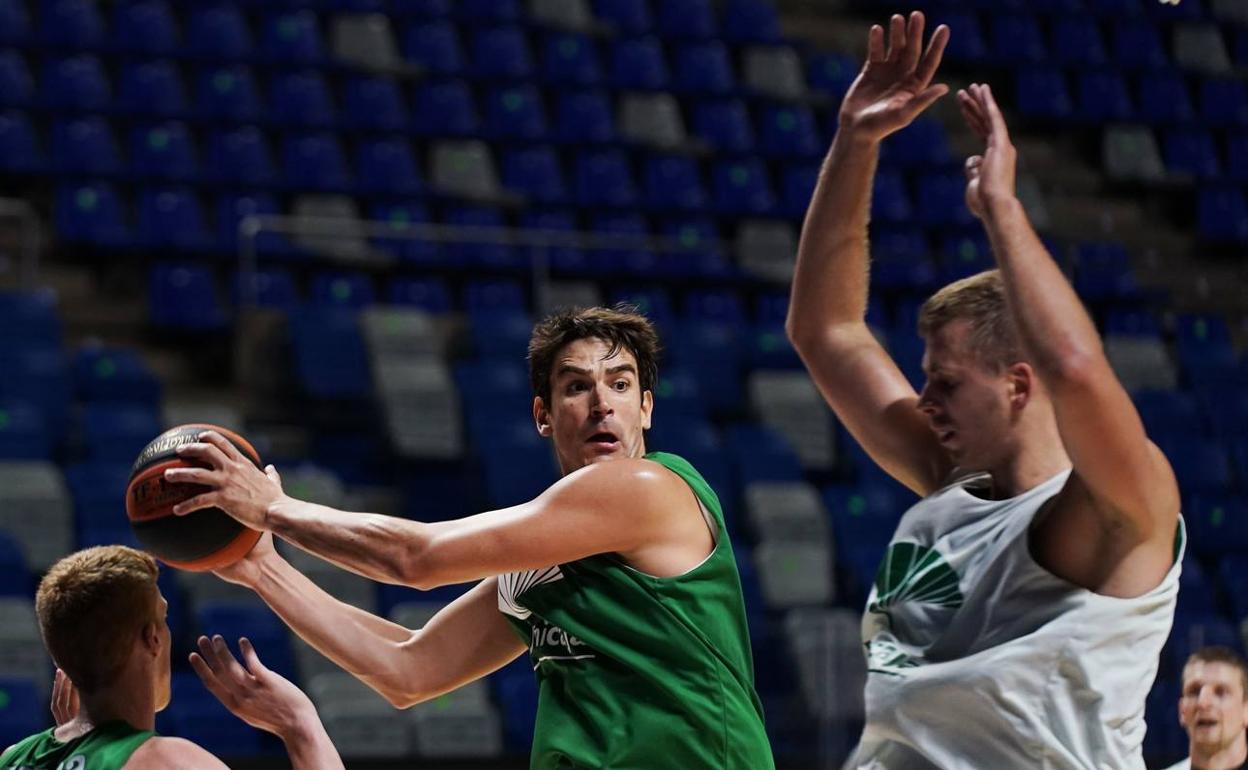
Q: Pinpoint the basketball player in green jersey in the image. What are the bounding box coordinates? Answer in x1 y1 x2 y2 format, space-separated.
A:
167 305 775 769
0 545 343 770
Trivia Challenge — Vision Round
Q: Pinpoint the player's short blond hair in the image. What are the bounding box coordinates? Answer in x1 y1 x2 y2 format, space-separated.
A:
1184 646 1248 699
35 545 160 693
917 269 1024 372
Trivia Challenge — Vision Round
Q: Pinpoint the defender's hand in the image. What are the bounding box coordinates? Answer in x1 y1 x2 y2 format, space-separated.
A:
838 11 950 143
958 83 1018 219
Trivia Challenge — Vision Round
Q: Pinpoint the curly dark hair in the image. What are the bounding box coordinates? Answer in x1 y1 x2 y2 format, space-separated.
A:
527 304 660 405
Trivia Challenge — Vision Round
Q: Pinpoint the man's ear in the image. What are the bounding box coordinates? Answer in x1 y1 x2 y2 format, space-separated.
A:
140 621 161 657
1006 361 1035 411
534 396 553 437
640 390 653 431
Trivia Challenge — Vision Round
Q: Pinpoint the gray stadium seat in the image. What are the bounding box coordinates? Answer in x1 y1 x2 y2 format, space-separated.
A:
0 598 52 696
431 141 503 201
1173 23 1233 74
331 14 404 72
1102 126 1166 183
748 370 837 470
537 281 603 315
745 481 831 543
292 195 370 261
410 700 504 758
280 464 346 507
754 542 834 608
744 46 808 100
1105 335 1179 392
736 219 797 283
361 307 448 359
785 608 866 722
372 359 464 460
310 672 412 758
0 461 73 571
161 401 244 433
529 0 595 31
619 92 688 149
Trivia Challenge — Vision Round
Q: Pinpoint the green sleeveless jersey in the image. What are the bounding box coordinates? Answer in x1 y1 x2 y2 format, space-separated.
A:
1 722 154 770
498 452 774 770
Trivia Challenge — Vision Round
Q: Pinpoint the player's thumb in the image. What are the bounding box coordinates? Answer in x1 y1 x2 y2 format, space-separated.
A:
265 464 282 489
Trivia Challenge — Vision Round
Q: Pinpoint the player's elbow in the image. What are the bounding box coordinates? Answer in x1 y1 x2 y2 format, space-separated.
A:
397 531 444 591
1042 343 1105 391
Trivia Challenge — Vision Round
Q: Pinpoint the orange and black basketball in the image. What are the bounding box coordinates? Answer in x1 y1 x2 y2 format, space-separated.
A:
125 423 263 572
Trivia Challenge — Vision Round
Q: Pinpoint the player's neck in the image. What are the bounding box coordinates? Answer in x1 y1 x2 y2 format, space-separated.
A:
1191 736 1248 770
58 676 157 740
987 431 1070 499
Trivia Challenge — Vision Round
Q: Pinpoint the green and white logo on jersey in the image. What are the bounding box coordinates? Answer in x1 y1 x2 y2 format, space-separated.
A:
868 542 963 615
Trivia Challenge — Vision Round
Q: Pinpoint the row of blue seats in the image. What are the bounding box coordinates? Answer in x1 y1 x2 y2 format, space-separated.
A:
1198 186 1248 243
903 0 1221 21
1012 67 1248 125
0 0 787 55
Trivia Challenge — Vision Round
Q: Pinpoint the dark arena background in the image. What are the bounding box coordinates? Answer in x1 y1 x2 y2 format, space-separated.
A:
0 0 1245 768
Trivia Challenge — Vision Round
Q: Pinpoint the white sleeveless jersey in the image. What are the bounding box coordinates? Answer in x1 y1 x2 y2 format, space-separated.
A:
851 469 1182 770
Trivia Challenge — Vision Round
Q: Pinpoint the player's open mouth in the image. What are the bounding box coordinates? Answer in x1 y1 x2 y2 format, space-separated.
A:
587 431 620 449
1197 718 1219 727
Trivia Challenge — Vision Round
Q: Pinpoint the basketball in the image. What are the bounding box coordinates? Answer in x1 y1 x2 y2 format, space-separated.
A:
125 424 263 572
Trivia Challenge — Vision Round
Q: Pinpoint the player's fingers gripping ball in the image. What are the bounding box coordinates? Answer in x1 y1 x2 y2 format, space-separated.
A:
126 424 263 571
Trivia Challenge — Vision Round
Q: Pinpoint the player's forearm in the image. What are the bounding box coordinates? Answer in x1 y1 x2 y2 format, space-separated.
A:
982 196 1106 383
277 711 345 770
267 496 430 586
787 129 880 347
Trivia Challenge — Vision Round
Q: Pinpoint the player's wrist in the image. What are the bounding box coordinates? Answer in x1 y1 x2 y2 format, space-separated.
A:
982 192 1023 222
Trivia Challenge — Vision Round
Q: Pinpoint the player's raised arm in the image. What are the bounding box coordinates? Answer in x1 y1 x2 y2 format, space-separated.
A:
786 11 952 496
958 84 1180 595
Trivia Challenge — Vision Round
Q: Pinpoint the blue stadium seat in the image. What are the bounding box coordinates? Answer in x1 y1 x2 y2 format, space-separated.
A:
342 76 408 131
554 89 616 143
574 148 638 207
0 112 42 172
1015 67 1073 120
0 50 33 107
451 0 519 24
1072 241 1139 301
519 209 585 273
387 276 452 313
118 60 187 118
872 228 934 292
882 118 952 167
1137 70 1195 124
668 319 743 412
659 217 731 277
0 350 70 443
1086 0 1143 15
196 65 262 121
473 26 533 79
593 213 655 275
464 279 527 315
930 11 987 63
482 442 559 507
1176 313 1235 364
1134 390 1204 436
593 0 651 34
262 10 324 63
52 116 121 174
721 0 781 42
206 127 275 186
757 103 820 158
74 345 161 404
369 200 440 265
485 83 548 139
1164 128 1222 179
871 168 913 224
0 400 52 460
468 309 533 359
610 284 673 326
55 182 129 245
188 4 253 59
915 170 975 226
674 40 735 94
1200 78 1248 127
0 531 29 592
195 604 295 679
393 0 450 17
990 14 1047 63
727 424 803 484
310 271 375 309
112 0 178 55
40 0 105 49
683 288 745 327
444 205 522 269
805 51 858 100
1113 20 1169 69
130 122 198 181
411 79 479 135
503 145 567 204
42 54 110 110
354 138 422 196
1051 17 1107 65
643 154 707 211
282 133 350 191
712 158 774 214
1198 187 1248 242
1077 71 1133 121
219 192 291 256
269 71 334 127
290 308 371 399
693 99 754 151
149 263 227 329
1185 495 1248 556
610 36 669 90
163 673 264 758
541 31 602 86
0 678 42 747
0 289 62 349
657 0 716 39
780 162 819 219
403 20 465 74
0 0 31 45
1228 133 1248 181
137 187 210 251
234 267 297 310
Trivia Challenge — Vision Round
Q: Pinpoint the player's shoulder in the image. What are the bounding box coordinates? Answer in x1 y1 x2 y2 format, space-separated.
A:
124 736 229 770
571 456 687 494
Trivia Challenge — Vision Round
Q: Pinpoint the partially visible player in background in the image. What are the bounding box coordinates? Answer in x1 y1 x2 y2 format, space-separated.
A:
787 11 1182 769
0 545 343 770
1166 647 1248 770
